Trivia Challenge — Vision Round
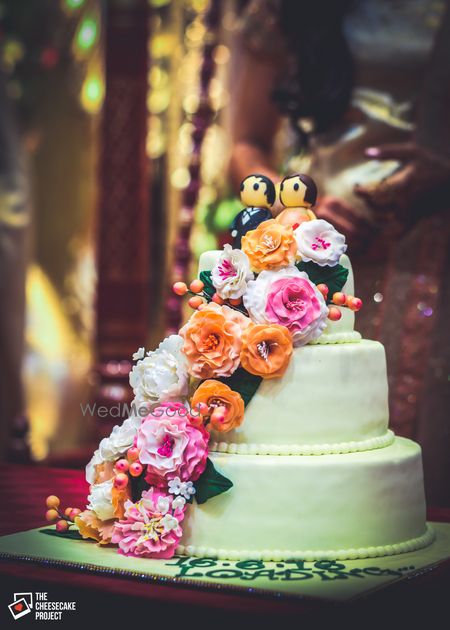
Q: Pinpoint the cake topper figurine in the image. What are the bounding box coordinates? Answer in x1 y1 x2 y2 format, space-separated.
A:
230 174 275 248
277 173 317 228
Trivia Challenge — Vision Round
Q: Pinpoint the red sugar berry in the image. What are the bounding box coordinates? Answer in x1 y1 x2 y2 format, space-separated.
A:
129 462 143 477
173 282 188 296
328 306 342 321
332 292 346 306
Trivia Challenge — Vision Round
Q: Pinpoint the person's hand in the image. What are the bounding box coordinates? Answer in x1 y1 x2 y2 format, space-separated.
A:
315 195 374 253
354 142 450 231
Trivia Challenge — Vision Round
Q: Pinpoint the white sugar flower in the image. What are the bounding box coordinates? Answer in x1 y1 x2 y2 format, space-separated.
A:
168 476 182 495
85 448 103 485
294 219 347 267
172 496 186 510
132 347 145 361
129 335 189 414
211 244 254 300
98 417 137 461
87 479 115 521
156 495 170 515
168 477 196 500
160 513 179 532
179 481 196 499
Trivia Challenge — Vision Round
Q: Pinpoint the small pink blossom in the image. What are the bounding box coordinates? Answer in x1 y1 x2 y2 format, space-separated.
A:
111 489 185 559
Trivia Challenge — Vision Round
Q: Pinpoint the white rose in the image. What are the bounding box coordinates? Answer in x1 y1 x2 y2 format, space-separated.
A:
99 417 136 461
87 479 115 521
85 449 103 485
129 335 188 411
211 244 254 300
132 347 145 361
294 219 347 267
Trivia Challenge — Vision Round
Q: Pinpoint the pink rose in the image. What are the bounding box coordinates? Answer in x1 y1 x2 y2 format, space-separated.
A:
243 267 328 346
136 402 209 487
111 489 185 559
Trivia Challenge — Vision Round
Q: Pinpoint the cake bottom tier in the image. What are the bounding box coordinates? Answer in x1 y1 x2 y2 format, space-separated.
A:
178 437 434 561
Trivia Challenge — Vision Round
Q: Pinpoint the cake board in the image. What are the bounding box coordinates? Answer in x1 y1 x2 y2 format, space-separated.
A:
0 522 449 603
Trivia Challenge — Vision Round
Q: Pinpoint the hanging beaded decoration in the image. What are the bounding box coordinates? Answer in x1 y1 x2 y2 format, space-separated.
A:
165 0 221 335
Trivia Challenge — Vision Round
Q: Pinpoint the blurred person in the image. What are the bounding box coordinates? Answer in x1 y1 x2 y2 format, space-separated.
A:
229 0 450 504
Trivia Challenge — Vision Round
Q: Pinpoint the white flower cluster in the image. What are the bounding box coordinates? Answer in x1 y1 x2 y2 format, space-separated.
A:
168 476 196 500
210 244 254 300
129 335 189 418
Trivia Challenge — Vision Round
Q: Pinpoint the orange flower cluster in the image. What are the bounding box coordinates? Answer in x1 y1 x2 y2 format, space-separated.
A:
75 511 116 545
191 380 244 433
241 219 297 273
240 324 293 379
180 302 249 379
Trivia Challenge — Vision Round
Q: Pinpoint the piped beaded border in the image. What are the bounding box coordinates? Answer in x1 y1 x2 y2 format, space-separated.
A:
311 330 362 344
210 429 395 456
177 525 435 562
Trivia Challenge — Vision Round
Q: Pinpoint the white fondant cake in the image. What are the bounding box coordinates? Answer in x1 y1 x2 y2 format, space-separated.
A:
176 251 433 561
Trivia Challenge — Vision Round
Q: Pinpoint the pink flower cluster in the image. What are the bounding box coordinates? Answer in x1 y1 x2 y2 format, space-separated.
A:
111 489 185 559
136 402 209 486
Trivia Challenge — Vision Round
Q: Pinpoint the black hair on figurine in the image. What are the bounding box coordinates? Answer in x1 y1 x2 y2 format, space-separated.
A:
241 173 276 207
298 174 317 206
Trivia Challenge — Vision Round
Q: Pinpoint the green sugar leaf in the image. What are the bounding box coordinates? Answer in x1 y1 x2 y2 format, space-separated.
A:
39 527 83 541
194 458 233 504
199 270 215 299
296 261 348 298
218 366 262 407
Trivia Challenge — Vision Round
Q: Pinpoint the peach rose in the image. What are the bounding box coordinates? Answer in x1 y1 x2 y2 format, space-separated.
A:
241 219 297 272
111 484 131 519
179 303 249 379
191 380 244 433
240 324 293 379
75 510 115 545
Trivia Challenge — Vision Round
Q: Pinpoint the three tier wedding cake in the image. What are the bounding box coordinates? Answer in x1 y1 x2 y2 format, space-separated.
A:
47 173 434 562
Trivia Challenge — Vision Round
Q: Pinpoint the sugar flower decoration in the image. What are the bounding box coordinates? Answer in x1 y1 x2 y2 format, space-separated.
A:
75 510 115 545
168 476 196 500
132 346 145 361
179 302 249 379
243 267 328 346
211 244 254 300
98 417 137 462
294 219 346 267
136 402 209 486
85 449 104 485
190 380 245 433
240 323 293 379
241 219 297 273
111 489 185 559
129 335 189 417
87 478 115 521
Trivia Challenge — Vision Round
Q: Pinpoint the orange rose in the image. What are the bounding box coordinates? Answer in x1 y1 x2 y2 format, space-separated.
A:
241 219 297 272
240 324 293 379
75 510 115 545
180 303 249 379
191 380 244 433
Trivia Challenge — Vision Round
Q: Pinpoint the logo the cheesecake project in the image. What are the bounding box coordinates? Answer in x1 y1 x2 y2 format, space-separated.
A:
8 593 33 620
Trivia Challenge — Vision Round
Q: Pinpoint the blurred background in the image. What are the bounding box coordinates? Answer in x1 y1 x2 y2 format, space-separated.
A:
0 0 448 506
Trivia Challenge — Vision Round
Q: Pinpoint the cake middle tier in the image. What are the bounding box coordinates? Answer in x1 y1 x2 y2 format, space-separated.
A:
210 339 391 455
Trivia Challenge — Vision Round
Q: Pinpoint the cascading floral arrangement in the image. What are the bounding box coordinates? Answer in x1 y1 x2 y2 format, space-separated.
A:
44 174 363 560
